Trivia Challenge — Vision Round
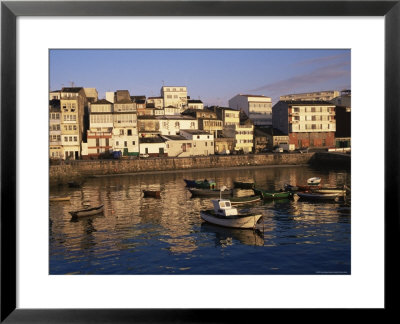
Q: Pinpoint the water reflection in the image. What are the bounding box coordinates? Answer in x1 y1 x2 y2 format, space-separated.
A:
49 165 351 274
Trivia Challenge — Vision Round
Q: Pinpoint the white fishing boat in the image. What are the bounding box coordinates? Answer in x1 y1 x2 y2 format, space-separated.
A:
307 177 321 185
69 204 104 218
200 199 262 229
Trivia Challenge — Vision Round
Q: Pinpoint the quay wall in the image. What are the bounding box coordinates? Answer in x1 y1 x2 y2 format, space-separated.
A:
49 153 315 186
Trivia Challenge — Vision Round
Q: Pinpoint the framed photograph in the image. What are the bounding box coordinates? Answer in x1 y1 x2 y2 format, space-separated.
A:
1 0 398 322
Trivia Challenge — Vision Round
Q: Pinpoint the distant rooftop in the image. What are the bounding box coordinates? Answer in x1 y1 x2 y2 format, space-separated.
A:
139 136 165 144
162 135 187 141
61 87 83 93
92 99 112 105
281 100 335 105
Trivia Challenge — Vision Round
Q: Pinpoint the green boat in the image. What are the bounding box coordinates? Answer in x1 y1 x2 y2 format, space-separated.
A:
230 195 262 206
254 188 293 200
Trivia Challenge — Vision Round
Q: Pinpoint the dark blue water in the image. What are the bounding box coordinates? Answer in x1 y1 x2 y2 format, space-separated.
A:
49 165 350 275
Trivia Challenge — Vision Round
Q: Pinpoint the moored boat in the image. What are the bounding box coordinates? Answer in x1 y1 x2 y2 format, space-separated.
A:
284 183 322 192
254 188 292 200
184 179 217 189
233 181 255 189
69 204 104 218
295 192 339 201
310 188 347 196
307 177 321 185
50 196 71 202
143 190 161 198
189 188 233 197
200 199 263 229
230 195 261 206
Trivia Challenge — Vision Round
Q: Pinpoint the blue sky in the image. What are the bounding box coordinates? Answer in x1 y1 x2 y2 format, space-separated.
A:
50 49 350 105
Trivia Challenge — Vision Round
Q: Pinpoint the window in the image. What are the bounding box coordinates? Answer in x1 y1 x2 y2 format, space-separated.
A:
64 136 68 142
128 129 132 136
120 129 124 135
124 141 127 147
116 141 119 146
132 141 135 145
74 136 77 142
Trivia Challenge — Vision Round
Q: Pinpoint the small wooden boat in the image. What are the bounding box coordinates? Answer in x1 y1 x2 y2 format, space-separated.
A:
49 196 71 202
143 190 161 198
295 192 339 201
184 179 217 189
310 188 347 196
233 181 255 189
254 188 292 200
69 204 104 217
200 199 263 229
189 188 233 197
230 195 261 206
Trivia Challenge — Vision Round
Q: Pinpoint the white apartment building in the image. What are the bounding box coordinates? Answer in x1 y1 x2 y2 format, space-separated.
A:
229 94 272 126
87 99 113 158
49 99 62 159
158 116 198 136
179 130 215 156
187 100 204 110
161 86 188 110
147 96 164 109
113 97 139 156
280 90 340 102
272 100 336 148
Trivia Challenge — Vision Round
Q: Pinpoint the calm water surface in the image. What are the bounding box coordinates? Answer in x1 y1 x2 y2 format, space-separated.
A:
49 165 351 275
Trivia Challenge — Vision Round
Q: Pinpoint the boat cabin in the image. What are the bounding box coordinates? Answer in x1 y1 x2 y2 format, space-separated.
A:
211 199 238 217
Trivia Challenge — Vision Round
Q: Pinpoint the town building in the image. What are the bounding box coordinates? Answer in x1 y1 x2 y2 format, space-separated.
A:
112 91 139 156
182 108 223 137
214 137 234 154
84 88 98 104
161 86 188 110
137 116 161 138
139 136 166 157
187 99 204 110
49 90 61 100
272 100 336 149
162 135 198 157
330 90 351 148
60 87 86 160
253 127 269 153
164 106 181 116
147 96 164 109
158 116 198 136
228 94 272 126
258 127 290 151
49 99 62 159
179 130 215 156
280 90 340 102
86 99 113 158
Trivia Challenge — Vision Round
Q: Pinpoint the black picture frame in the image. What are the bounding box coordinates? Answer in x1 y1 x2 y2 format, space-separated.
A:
1 0 398 322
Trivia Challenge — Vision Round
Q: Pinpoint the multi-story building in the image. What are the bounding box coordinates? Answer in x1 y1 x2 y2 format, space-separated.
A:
179 130 215 156
49 99 62 159
158 116 198 136
60 87 86 159
49 90 61 100
187 99 204 110
86 99 113 158
280 90 340 102
147 96 164 109
84 88 98 104
112 91 139 156
228 94 272 126
330 90 351 148
137 116 161 138
272 100 336 149
260 127 290 150
161 86 188 110
164 106 181 116
212 106 240 129
214 137 234 154
182 108 223 137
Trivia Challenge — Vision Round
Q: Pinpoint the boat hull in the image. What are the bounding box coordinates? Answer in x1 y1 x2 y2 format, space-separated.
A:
184 179 216 189
254 189 292 199
69 205 104 217
189 188 233 197
200 211 262 229
296 192 339 201
230 195 261 205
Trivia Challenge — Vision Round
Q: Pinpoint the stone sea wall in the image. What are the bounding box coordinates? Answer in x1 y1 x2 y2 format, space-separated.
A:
49 153 316 186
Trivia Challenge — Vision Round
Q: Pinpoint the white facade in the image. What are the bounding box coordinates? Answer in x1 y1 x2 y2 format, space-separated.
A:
161 86 188 110
229 94 272 126
280 90 340 102
112 101 139 155
105 91 115 103
147 97 164 109
164 106 181 116
158 116 198 136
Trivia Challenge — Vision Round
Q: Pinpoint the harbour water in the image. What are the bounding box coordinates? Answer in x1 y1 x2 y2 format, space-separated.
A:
49 165 351 275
